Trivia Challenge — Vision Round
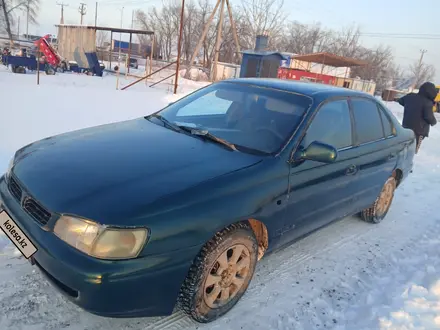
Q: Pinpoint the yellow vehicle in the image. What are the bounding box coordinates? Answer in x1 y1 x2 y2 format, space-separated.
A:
433 85 440 112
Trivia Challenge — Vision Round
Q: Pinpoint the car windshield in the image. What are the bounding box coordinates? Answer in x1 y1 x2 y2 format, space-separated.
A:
154 82 313 154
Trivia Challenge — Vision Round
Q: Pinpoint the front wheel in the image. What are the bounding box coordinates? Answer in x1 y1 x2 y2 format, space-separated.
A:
361 176 397 223
179 222 258 323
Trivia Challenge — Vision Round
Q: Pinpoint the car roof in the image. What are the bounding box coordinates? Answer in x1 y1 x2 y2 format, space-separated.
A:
222 78 375 99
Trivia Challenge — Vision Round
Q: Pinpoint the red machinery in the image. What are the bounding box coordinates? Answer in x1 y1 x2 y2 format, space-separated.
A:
34 34 61 67
277 67 336 85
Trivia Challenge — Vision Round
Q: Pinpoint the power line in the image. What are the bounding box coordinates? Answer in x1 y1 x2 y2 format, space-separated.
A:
237 0 440 40
97 0 160 7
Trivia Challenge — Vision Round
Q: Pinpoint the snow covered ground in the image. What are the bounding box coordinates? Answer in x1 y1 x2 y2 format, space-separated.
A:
1 68 440 330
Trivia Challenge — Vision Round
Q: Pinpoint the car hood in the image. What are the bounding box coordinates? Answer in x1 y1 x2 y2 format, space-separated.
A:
12 118 262 224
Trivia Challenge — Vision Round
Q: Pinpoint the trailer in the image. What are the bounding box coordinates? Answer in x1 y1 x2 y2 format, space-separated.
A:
2 53 56 75
1 34 104 77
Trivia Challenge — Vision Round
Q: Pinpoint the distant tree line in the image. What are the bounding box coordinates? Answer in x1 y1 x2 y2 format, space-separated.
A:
135 0 435 90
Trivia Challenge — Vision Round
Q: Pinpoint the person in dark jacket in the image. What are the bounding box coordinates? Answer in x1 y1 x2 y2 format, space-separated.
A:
397 82 438 154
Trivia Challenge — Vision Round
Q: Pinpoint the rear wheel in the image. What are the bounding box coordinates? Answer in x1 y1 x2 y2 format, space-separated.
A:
361 176 397 223
179 222 258 323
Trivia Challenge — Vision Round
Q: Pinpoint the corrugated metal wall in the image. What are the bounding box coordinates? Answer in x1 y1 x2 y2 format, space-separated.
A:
57 26 96 68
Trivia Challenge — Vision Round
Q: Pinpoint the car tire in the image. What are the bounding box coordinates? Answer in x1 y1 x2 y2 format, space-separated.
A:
361 176 397 224
179 222 258 323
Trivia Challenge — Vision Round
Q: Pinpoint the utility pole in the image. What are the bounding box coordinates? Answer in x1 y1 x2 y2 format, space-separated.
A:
26 0 30 36
56 2 69 24
415 49 427 89
211 0 225 82
174 0 185 94
418 49 427 67
95 2 98 26
186 0 240 80
79 3 87 25
116 6 124 90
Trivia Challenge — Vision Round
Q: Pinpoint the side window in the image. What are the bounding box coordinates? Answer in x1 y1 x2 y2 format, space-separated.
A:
351 98 384 144
176 90 233 117
377 105 395 137
302 99 352 150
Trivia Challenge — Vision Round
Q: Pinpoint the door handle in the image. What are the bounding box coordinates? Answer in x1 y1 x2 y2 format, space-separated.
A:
345 164 358 176
388 153 397 160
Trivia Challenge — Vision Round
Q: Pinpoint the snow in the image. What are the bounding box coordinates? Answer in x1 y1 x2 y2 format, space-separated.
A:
1 68 440 330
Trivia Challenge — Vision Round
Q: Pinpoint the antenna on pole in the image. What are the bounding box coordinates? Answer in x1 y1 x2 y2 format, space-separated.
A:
79 3 87 25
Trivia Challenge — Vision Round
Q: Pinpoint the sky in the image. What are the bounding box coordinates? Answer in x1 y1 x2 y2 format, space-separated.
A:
17 0 440 81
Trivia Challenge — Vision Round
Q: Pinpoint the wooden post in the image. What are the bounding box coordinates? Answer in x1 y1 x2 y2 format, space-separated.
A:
125 54 129 79
225 0 241 62
211 0 225 82
109 31 113 70
36 50 40 85
127 32 132 74
145 46 149 84
188 0 222 68
116 67 120 89
150 35 154 74
122 61 177 90
174 0 185 95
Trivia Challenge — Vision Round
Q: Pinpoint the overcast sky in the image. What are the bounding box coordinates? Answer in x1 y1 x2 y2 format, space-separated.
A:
23 0 439 81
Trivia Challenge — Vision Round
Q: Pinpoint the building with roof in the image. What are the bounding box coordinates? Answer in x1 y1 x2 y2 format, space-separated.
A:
238 35 289 79
278 52 376 95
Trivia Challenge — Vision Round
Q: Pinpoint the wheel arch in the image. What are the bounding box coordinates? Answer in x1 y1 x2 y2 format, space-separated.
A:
393 168 403 187
247 218 269 261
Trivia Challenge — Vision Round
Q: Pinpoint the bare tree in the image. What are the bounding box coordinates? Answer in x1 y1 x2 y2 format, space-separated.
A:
350 45 396 90
324 25 362 58
136 3 178 61
387 64 406 88
240 0 287 50
196 0 216 66
131 0 407 88
283 22 330 54
1 0 40 43
409 60 436 88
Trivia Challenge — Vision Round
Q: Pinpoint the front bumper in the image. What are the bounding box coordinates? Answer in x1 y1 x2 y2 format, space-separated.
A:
0 175 200 317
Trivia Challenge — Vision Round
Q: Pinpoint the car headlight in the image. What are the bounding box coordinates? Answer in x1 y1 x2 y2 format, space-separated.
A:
54 216 148 260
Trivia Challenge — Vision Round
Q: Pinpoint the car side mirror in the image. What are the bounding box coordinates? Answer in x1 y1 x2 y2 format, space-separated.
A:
295 141 338 163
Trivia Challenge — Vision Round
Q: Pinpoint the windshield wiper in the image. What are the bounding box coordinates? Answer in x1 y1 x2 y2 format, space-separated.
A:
148 114 182 133
177 125 237 151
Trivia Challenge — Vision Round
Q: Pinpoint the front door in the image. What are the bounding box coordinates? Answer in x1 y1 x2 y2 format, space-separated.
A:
347 98 399 211
279 98 359 245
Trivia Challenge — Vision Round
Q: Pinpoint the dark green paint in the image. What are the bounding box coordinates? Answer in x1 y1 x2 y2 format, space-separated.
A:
0 78 415 317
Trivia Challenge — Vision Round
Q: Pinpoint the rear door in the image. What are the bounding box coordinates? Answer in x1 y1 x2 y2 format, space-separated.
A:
348 97 398 211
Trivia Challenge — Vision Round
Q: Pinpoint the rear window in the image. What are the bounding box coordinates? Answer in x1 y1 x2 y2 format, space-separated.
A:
351 98 384 144
377 105 394 137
